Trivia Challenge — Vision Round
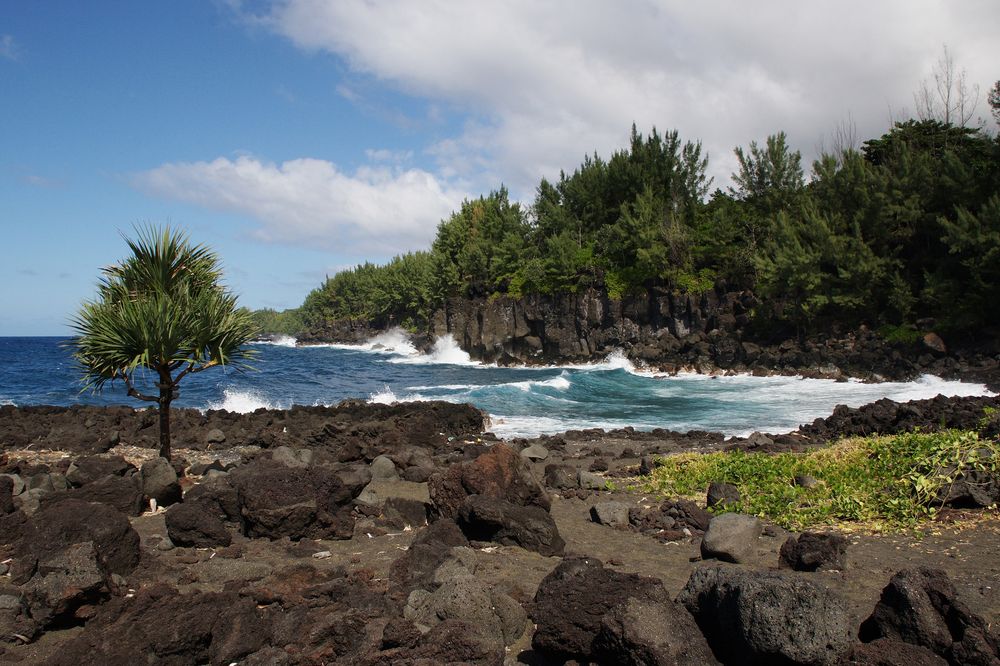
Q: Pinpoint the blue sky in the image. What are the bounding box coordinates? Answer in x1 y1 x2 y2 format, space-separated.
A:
2 1 997 335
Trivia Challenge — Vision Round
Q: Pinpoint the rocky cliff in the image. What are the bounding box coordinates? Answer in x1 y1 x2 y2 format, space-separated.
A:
303 286 1000 387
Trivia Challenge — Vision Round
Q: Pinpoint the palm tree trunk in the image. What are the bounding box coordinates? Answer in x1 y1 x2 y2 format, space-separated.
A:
158 381 173 461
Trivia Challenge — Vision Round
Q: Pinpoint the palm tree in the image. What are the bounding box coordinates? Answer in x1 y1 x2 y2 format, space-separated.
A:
70 226 259 461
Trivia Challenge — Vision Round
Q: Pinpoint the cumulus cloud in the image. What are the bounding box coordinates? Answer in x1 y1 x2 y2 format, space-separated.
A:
250 0 999 191
133 156 466 255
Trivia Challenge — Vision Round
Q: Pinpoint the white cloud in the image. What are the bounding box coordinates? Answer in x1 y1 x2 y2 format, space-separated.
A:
0 34 20 61
250 0 1000 192
133 155 467 255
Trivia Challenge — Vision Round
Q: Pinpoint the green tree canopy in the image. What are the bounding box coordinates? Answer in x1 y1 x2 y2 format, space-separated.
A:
70 226 258 460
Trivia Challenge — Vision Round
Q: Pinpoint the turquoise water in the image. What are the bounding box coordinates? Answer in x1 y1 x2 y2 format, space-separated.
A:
0 333 992 439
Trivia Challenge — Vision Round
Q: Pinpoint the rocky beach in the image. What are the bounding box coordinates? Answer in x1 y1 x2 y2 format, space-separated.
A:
2 395 999 665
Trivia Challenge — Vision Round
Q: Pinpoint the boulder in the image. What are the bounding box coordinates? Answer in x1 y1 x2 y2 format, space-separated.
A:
531 557 686 663
165 500 232 548
457 495 565 556
0 474 13 514
355 479 430 510
270 445 310 469
429 443 550 519
677 565 854 665
389 520 470 597
542 463 577 490
700 512 762 563
59 473 144 516
140 457 181 507
404 576 527 651
779 531 848 571
49 584 267 666
593 594 721 666
520 443 549 462
1 473 25 497
205 428 227 445
370 454 399 480
577 469 606 490
859 567 1000 665
13 499 140 585
589 501 630 528
21 541 110 627
661 499 711 532
183 476 241 522
230 461 357 540
706 481 740 509
65 455 133 487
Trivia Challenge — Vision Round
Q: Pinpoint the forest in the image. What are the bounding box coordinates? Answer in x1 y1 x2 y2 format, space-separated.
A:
264 88 1000 343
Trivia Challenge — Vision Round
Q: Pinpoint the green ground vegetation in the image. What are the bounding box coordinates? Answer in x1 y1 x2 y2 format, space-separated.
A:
299 113 1000 340
643 430 999 531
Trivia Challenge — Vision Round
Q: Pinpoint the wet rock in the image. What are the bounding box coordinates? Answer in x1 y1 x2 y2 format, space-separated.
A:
140 457 181 507
589 501 630 528
457 495 565 556
429 443 550 520
706 481 741 509
678 565 854 665
531 556 680 663
859 567 1000 665
165 499 233 548
700 512 762 563
593 593 720 666
779 531 848 571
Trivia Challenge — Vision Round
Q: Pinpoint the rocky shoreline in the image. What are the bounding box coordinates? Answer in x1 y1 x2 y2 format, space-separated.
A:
1 396 999 664
299 287 1000 392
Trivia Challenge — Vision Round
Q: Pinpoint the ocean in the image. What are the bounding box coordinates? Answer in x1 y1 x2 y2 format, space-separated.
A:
0 333 993 439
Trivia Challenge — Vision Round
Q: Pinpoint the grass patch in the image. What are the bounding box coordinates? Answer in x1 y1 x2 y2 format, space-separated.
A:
643 430 998 531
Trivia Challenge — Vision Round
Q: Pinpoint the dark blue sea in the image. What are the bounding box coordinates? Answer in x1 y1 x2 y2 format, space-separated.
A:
0 333 992 439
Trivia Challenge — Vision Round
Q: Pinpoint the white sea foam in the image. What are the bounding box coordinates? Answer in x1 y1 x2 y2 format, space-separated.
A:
367 328 419 355
388 334 479 366
368 386 429 405
0 397 16 407
205 388 279 413
508 374 572 392
369 387 399 404
252 335 297 347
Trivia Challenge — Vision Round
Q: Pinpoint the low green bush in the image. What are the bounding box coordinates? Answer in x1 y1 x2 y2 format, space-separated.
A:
644 430 998 530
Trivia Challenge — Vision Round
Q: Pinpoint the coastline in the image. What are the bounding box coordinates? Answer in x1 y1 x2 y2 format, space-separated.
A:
2 395 999 663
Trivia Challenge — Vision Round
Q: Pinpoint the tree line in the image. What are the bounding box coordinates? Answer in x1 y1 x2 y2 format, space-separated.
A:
279 104 999 341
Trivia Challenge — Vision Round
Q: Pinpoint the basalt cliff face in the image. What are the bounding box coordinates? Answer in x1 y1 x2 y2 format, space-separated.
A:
302 286 1000 387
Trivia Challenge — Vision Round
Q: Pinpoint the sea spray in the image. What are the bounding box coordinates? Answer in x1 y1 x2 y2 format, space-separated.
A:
1 338 994 440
